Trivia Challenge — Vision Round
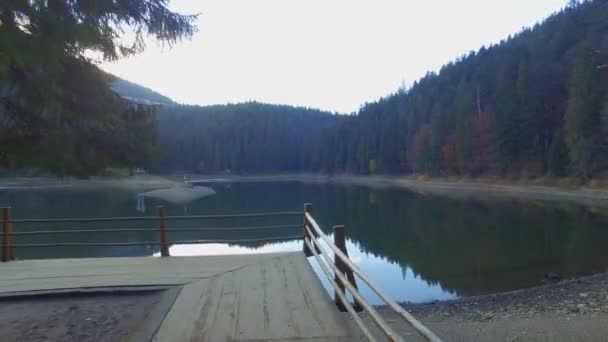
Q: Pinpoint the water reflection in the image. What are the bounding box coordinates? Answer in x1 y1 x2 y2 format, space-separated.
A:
1 182 608 303
164 239 457 304
136 192 146 212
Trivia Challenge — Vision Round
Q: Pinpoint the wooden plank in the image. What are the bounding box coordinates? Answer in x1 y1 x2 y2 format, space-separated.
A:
287 252 352 339
235 253 351 341
0 277 185 293
0 254 282 293
0 252 356 341
153 270 240 342
192 271 240 341
233 255 276 340
152 278 218 341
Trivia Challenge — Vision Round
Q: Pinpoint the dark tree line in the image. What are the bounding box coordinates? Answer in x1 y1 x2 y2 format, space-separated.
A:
151 102 338 173
156 1 608 180
308 0 608 179
0 0 195 176
4 1 605 180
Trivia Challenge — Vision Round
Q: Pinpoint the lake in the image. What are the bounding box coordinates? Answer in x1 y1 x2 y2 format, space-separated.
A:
2 181 608 305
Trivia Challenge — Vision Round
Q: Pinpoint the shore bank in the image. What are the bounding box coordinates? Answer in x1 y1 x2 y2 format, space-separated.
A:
357 271 608 341
4 173 608 206
185 173 608 206
0 175 179 191
142 185 216 204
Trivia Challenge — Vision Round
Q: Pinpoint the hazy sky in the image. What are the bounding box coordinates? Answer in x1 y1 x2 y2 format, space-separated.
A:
101 0 568 113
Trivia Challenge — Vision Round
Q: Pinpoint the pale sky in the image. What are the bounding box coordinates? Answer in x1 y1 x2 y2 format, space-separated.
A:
101 0 568 113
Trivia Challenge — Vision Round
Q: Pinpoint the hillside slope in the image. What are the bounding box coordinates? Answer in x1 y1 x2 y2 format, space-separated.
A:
151 102 340 173
113 2 608 179
308 1 608 179
110 76 175 105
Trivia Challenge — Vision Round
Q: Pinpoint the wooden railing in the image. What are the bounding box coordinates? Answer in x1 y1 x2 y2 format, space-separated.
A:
0 206 303 261
302 204 442 342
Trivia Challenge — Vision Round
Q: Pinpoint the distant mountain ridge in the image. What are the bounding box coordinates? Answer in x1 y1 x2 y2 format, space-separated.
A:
151 101 339 173
106 75 341 174
109 76 175 105
108 1 608 180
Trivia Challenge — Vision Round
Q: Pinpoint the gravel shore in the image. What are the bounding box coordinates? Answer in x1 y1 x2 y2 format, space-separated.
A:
354 272 608 341
401 271 608 321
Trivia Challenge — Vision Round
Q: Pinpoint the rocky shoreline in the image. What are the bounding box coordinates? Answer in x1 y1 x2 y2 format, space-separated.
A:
348 272 608 341
399 271 608 321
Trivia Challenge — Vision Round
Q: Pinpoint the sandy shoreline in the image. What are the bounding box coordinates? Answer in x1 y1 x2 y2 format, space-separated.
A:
142 185 216 204
4 173 608 206
0 175 179 191
185 173 608 206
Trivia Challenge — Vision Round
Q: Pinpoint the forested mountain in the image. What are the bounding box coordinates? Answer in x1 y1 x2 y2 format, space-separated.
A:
150 102 338 173
110 76 176 105
308 0 608 179
3 1 605 179
150 1 608 180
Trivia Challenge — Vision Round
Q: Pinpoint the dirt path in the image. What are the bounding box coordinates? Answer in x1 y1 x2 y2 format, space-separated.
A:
350 272 608 341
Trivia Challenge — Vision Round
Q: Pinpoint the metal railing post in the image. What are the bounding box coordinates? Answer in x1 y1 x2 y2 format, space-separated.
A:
2 207 11 262
303 203 312 257
157 206 170 257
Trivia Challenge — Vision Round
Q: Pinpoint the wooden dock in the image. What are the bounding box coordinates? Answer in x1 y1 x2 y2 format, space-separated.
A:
0 252 355 341
0 204 441 341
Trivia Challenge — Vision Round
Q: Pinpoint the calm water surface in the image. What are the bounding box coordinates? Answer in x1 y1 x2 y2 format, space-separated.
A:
2 181 608 304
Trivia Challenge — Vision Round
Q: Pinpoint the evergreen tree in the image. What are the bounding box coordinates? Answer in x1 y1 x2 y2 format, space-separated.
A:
565 44 602 179
0 0 196 175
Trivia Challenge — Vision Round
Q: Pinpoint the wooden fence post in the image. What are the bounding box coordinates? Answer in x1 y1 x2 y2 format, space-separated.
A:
333 225 347 311
303 203 312 257
333 225 363 312
2 207 11 262
158 206 170 257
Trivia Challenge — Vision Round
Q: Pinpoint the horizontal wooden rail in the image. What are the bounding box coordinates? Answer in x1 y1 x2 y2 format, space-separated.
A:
2 205 305 260
5 241 164 247
7 211 304 224
3 235 304 248
9 228 158 235
303 236 376 342
305 226 402 342
8 224 303 236
305 213 441 342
